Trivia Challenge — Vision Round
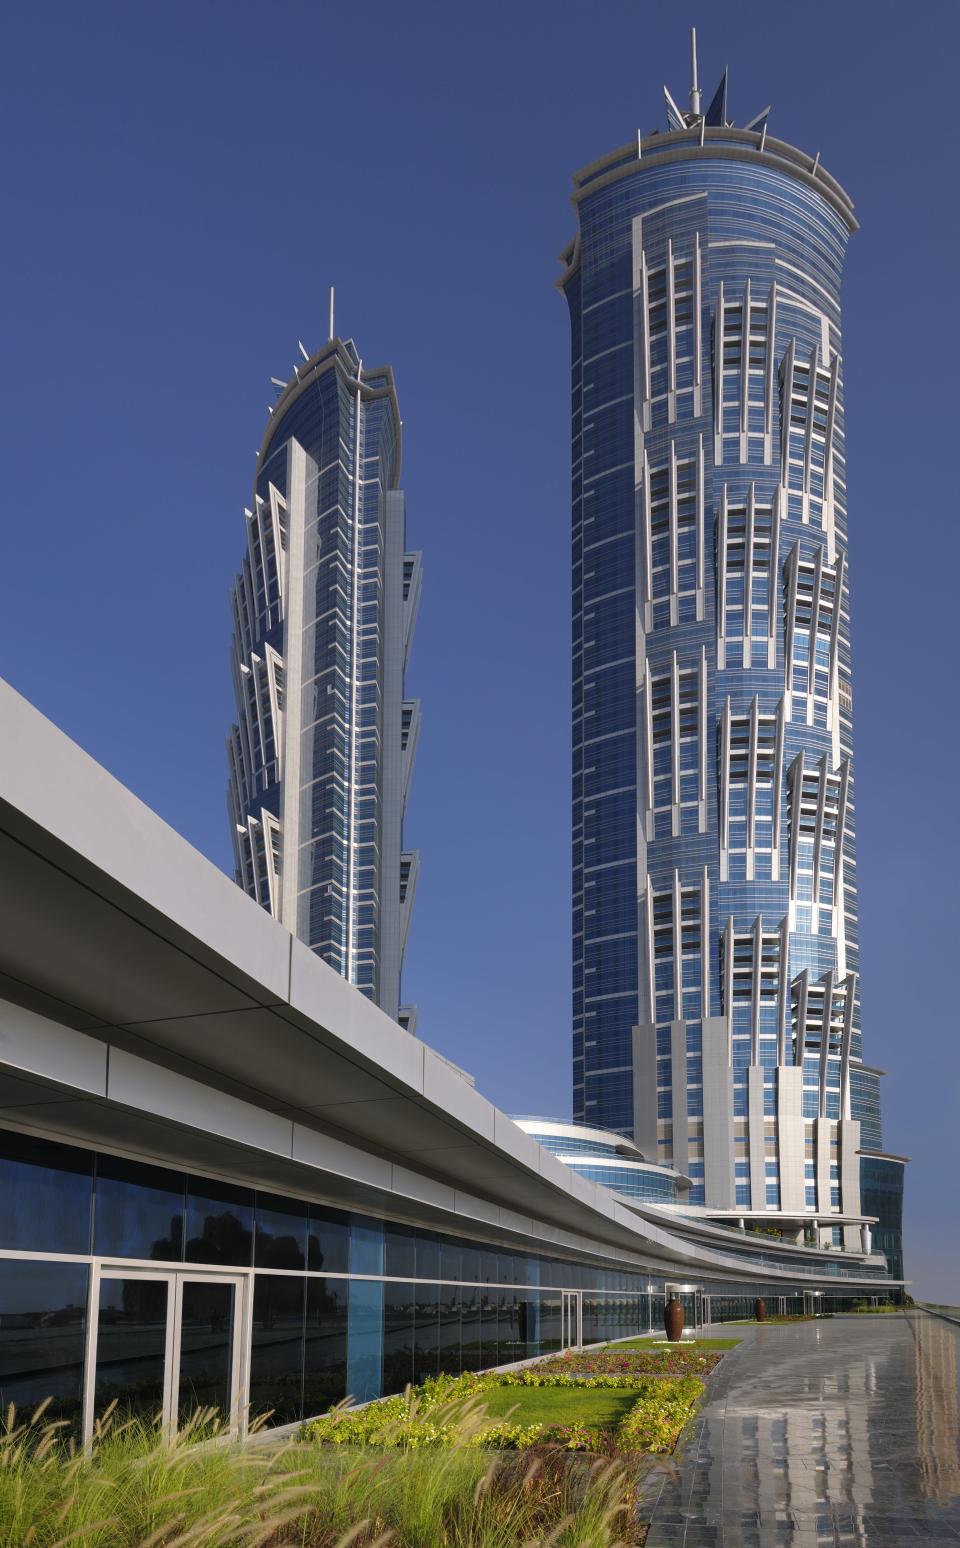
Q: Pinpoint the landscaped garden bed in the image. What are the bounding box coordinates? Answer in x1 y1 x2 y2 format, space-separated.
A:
303 1342 715 1455
0 1341 733 1544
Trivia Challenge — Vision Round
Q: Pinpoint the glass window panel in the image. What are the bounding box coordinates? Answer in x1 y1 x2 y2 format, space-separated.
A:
437 1284 461 1376
303 1278 347 1417
0 1130 93 1255
254 1194 307 1270
346 1279 382 1405
95 1275 168 1421
0 1259 87 1429
415 1232 439 1281
382 1280 414 1396
249 1275 305 1426
459 1283 482 1372
384 1224 415 1279
177 1280 236 1425
307 1203 349 1275
413 1282 439 1385
439 1236 461 1283
460 1242 480 1284
499 1290 524 1366
480 1287 499 1368
350 1216 383 1277
94 1155 185 1261
185 1179 252 1266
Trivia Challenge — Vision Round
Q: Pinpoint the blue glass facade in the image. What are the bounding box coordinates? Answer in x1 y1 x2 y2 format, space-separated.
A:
562 78 899 1254
0 1124 897 1433
516 1120 685 1203
228 339 420 1020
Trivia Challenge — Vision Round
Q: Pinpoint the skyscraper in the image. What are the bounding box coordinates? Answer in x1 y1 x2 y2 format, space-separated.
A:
228 332 420 1024
561 37 904 1253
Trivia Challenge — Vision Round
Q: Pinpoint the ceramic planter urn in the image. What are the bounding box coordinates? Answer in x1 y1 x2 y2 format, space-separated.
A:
664 1295 684 1341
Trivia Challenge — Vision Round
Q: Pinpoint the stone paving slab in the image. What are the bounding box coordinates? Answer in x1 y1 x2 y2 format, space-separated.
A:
640 1312 960 1546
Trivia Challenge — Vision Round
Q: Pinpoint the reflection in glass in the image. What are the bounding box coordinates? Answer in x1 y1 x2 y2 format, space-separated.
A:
94 1156 184 1261
415 1232 439 1281
384 1225 415 1279
95 1276 168 1421
0 1259 87 1428
249 1275 304 1426
438 1284 461 1376
413 1282 439 1385
307 1204 349 1274
254 1195 306 1270
185 1181 252 1266
539 1293 562 1353
303 1278 347 1416
346 1279 382 1404
349 1216 383 1277
0 1131 93 1255
382 1280 414 1394
460 1283 482 1373
177 1281 235 1425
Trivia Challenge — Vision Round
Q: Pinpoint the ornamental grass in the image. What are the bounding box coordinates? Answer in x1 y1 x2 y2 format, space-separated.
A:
0 1398 647 1547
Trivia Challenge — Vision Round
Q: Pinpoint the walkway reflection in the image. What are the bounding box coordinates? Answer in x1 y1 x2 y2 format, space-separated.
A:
641 1311 960 1545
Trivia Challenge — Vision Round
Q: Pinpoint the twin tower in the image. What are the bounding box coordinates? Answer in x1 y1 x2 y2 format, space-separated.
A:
227 339 421 1031
226 49 901 1263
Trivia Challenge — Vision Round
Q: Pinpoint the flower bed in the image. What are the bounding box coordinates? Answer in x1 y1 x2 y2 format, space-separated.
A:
532 1344 725 1378
303 1365 705 1456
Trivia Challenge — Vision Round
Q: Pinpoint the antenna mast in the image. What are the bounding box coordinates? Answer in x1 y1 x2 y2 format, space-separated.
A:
690 27 701 117
329 286 335 342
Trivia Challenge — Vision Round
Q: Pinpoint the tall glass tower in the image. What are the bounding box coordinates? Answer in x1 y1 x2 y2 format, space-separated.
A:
228 333 421 1024
562 39 903 1252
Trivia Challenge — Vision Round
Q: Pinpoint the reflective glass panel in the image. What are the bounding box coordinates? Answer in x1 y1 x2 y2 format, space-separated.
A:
0 1130 92 1255
185 1180 252 1267
94 1156 184 1261
177 1280 236 1425
254 1194 306 1270
437 1284 461 1376
0 1259 87 1428
346 1279 382 1404
382 1280 414 1395
307 1203 349 1274
95 1276 168 1421
249 1275 304 1425
303 1278 347 1416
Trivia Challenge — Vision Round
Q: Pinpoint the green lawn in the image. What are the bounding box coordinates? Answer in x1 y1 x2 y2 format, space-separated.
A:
474 1385 640 1428
610 1336 741 1351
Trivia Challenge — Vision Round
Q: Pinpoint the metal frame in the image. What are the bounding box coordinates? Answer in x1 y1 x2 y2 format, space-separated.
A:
561 1290 582 1349
81 1261 251 1450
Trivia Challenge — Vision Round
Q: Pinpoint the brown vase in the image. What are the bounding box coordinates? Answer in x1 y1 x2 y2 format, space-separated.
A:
664 1296 684 1341
754 1297 767 1323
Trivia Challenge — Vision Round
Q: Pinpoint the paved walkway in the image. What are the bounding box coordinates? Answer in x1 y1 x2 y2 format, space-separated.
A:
639 1311 960 1546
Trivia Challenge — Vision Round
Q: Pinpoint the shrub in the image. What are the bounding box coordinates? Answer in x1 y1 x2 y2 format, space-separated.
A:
302 1367 705 1456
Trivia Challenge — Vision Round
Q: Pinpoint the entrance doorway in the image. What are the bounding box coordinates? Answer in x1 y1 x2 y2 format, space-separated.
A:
83 1267 248 1441
665 1283 704 1333
561 1290 581 1349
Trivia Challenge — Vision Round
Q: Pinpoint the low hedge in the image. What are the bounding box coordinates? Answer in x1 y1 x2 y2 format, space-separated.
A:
302 1367 704 1455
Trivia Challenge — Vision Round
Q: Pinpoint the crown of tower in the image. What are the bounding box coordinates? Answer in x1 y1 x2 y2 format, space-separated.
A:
663 28 770 137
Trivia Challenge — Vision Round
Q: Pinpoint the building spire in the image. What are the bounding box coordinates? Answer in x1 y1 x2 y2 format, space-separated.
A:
329 286 335 343
690 27 701 117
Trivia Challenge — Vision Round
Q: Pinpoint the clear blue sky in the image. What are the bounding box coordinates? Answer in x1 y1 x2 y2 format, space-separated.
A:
2 1 957 1298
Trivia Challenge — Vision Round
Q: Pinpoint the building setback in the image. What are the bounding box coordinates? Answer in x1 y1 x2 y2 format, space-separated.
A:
228 336 421 1025
561 41 905 1262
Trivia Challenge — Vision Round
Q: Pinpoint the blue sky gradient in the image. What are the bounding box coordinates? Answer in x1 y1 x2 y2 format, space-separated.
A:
2 1 956 1297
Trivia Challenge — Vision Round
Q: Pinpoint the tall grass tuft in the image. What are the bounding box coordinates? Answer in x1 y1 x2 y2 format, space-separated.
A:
0 1402 647 1546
